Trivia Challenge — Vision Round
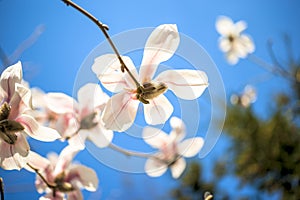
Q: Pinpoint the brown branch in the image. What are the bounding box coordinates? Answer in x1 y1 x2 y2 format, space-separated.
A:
61 0 141 88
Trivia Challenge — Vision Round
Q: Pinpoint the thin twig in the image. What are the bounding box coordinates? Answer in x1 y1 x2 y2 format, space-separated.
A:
61 0 141 88
248 54 292 80
0 177 4 200
26 163 56 189
108 143 165 162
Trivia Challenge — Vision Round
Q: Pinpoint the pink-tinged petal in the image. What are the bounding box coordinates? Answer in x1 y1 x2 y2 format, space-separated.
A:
144 157 168 177
87 123 113 148
67 165 99 191
45 93 78 114
67 189 83 200
170 157 186 179
14 83 32 109
24 151 50 172
56 113 79 140
68 130 89 150
177 137 204 158
142 127 169 149
0 61 22 99
16 114 61 141
156 70 208 100
92 54 131 92
102 92 139 132
216 16 234 35
0 133 29 170
54 145 79 176
77 83 109 113
144 94 173 125
169 117 186 142
139 24 180 83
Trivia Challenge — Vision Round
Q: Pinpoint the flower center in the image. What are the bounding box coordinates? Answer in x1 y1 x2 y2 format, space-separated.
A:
0 102 24 144
80 112 98 129
136 82 168 104
228 34 235 42
54 172 75 192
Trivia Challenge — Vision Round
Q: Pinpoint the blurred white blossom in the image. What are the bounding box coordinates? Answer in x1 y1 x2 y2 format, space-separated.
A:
143 117 204 178
216 16 255 65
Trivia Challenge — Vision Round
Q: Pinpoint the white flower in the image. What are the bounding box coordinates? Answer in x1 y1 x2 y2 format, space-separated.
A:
216 16 255 65
45 83 113 149
25 146 98 200
143 117 204 179
92 24 208 132
0 62 60 170
230 85 257 107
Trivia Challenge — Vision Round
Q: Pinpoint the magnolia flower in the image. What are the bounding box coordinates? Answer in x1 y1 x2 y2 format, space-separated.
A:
143 117 204 178
0 62 60 170
216 16 255 65
92 24 208 132
45 83 113 149
26 146 98 200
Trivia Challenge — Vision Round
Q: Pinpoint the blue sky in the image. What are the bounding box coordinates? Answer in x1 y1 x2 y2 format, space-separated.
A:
1 0 300 199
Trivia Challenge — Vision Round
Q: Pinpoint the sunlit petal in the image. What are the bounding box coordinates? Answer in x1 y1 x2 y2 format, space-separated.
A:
144 157 168 177
170 157 186 179
139 24 179 83
87 124 113 148
92 54 137 92
144 94 173 125
142 127 169 149
67 165 98 191
54 145 79 176
0 61 22 98
16 114 61 141
77 83 109 112
102 92 139 132
216 16 234 35
156 70 208 100
45 93 78 114
177 137 204 158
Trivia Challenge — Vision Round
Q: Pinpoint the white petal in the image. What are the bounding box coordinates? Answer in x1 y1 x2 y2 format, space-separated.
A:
16 114 61 141
240 34 255 53
24 151 50 172
170 157 186 179
67 190 83 200
0 133 29 170
54 145 79 176
235 20 247 34
144 94 173 125
144 157 168 177
45 93 78 114
178 137 204 158
216 16 234 35
68 130 89 150
226 51 239 65
169 117 186 142
142 127 169 149
139 24 180 83
101 92 139 132
77 83 109 112
156 70 208 100
87 124 113 148
92 54 137 92
67 165 99 191
0 61 22 97
219 38 232 52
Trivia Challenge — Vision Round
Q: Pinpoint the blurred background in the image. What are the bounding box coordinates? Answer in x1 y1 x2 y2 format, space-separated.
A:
1 0 300 199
